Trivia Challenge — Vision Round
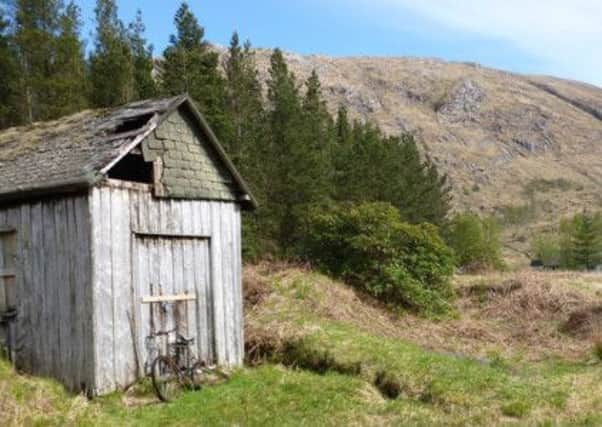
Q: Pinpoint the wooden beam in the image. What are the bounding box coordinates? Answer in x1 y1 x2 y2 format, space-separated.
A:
0 269 16 278
141 294 196 304
102 178 152 192
0 226 15 234
99 117 158 175
133 230 210 240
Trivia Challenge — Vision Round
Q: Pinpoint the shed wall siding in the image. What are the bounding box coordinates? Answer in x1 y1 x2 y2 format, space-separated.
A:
0 196 95 392
89 185 243 394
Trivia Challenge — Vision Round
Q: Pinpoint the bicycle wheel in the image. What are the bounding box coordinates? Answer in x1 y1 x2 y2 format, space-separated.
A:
151 356 185 402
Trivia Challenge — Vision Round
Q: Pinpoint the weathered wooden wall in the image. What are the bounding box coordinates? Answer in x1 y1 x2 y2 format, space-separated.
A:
89 183 243 394
0 195 95 392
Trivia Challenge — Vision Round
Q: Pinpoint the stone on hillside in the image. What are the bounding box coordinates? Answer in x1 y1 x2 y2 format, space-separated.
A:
438 78 485 122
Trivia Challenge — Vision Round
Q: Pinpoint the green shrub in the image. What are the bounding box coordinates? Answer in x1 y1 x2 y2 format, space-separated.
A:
298 202 455 315
531 234 562 268
444 213 504 271
560 212 602 270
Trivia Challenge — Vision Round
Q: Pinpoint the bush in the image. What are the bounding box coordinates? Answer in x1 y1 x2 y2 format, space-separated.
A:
534 212 602 271
531 234 561 268
298 202 455 315
560 212 602 270
444 213 504 271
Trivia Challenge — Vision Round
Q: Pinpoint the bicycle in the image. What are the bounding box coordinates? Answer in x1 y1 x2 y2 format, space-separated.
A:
148 329 229 402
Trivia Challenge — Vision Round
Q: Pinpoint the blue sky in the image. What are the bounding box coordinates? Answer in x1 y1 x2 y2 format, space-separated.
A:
78 0 602 87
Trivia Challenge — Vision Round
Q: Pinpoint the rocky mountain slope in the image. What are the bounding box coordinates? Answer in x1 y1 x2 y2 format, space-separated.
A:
249 50 602 255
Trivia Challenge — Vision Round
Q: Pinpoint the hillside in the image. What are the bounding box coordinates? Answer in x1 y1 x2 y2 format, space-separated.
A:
247 50 602 258
3 265 602 425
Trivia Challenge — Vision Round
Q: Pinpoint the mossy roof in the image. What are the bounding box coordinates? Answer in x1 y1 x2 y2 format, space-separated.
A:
0 95 256 208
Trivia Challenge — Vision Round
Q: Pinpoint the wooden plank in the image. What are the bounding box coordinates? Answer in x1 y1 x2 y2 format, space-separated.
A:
18 203 33 372
199 201 214 362
43 201 58 379
77 195 95 393
130 191 144 378
99 119 158 174
93 187 116 393
111 188 135 387
0 269 16 277
220 202 232 365
190 202 206 362
55 199 69 387
103 178 152 192
66 197 80 390
0 236 6 313
181 203 197 357
210 201 226 365
224 202 236 365
232 204 243 365
30 202 43 376
0 226 15 234
141 294 197 303
133 230 209 239
159 235 173 337
235 205 244 364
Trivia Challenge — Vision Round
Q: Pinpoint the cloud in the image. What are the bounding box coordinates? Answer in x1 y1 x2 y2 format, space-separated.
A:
348 0 602 86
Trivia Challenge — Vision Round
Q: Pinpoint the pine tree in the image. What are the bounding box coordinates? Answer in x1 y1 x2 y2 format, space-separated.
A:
301 69 333 198
160 2 226 138
12 0 62 122
48 1 86 118
222 33 270 258
128 9 156 100
570 212 602 270
0 8 20 128
89 0 134 107
334 105 352 146
223 32 264 167
266 50 333 247
332 119 451 225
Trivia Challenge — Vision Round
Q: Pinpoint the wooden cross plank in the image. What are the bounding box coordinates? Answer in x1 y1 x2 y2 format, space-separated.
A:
141 294 196 304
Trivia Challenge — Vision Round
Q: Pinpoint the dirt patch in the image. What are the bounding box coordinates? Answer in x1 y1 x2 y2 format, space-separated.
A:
373 370 402 399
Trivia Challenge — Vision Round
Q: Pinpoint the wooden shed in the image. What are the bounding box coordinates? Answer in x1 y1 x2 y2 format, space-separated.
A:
0 95 256 395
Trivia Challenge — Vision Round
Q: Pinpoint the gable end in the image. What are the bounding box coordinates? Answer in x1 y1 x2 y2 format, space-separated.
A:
141 106 244 203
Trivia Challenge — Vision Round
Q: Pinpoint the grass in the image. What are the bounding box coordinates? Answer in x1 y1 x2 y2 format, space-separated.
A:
2 265 602 426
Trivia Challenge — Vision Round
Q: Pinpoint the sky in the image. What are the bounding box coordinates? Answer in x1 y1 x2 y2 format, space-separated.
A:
78 0 602 87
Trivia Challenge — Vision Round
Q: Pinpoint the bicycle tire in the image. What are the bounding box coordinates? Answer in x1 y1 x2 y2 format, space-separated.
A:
151 355 185 402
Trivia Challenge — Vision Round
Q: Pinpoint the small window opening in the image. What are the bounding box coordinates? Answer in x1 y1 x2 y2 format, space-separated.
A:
113 113 154 134
0 229 17 314
107 152 154 183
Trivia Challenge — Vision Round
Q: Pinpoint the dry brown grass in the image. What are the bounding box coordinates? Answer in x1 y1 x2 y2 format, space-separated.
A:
0 364 98 426
244 264 602 362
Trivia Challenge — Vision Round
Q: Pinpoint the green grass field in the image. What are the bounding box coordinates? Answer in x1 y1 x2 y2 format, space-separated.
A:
2 266 602 426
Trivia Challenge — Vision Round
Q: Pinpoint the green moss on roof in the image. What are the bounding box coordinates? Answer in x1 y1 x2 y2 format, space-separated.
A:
0 110 103 162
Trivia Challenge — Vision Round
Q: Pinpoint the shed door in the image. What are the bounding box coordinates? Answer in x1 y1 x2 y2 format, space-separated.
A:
132 235 213 373
0 229 17 359
0 229 16 314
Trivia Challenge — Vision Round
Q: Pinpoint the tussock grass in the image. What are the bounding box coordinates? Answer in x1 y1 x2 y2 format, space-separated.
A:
244 264 602 424
3 264 602 426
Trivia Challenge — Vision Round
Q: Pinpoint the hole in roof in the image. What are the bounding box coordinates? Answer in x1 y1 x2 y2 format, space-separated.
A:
107 151 154 183
113 113 154 134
